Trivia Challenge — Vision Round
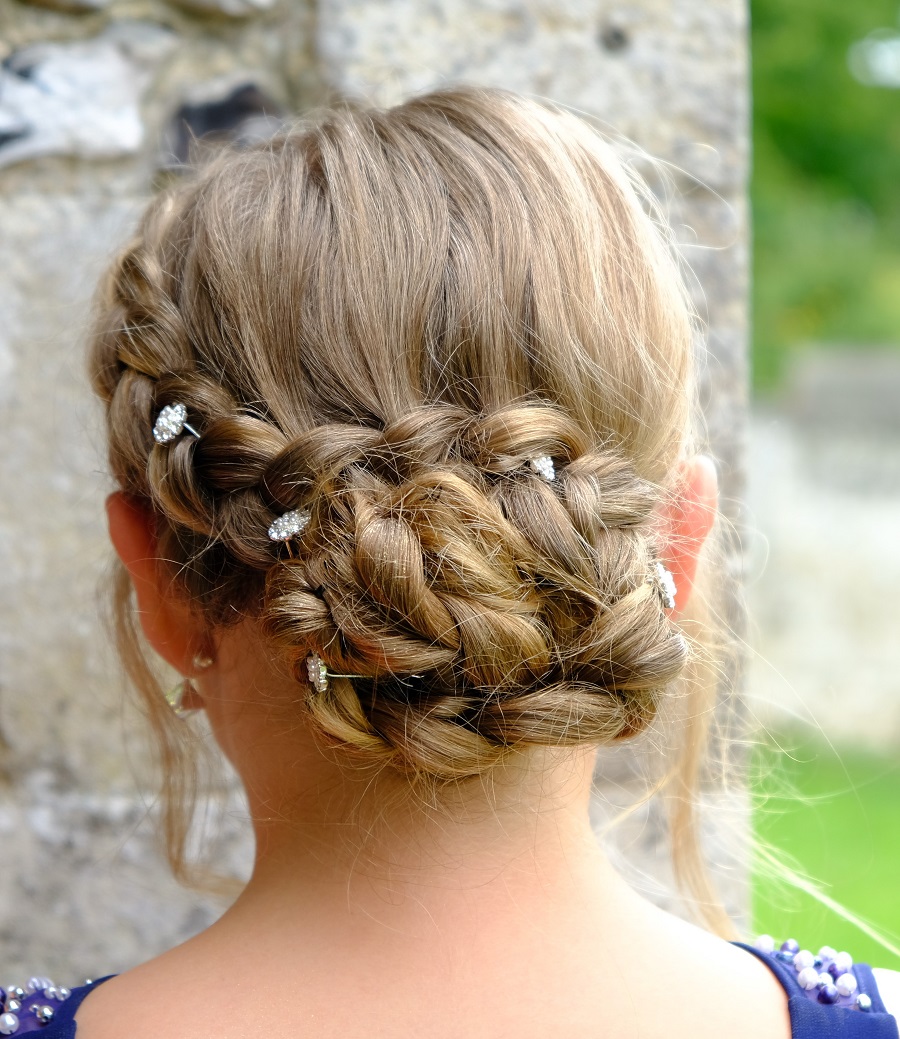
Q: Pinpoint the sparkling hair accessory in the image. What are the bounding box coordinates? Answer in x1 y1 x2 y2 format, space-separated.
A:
304 652 365 694
529 455 555 481
268 508 311 543
653 561 677 610
153 402 200 444
306 653 329 694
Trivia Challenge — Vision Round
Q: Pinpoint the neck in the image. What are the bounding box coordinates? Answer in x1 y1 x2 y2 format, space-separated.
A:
225 744 636 943
201 631 641 939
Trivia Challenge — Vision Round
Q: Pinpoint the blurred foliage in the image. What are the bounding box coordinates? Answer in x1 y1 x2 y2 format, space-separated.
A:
753 731 900 971
752 0 900 388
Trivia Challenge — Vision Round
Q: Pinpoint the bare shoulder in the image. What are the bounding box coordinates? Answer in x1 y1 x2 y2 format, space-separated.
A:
873 968 900 1017
611 899 794 1039
65 900 796 1039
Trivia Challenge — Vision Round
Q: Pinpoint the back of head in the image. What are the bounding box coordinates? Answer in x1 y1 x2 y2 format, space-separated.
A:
90 87 697 785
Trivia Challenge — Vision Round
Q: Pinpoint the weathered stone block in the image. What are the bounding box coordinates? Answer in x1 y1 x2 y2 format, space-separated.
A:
0 23 174 170
169 0 278 16
18 0 110 11
163 78 284 167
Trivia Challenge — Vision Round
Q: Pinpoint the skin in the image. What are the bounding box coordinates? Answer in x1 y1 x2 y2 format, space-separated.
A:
73 456 793 1039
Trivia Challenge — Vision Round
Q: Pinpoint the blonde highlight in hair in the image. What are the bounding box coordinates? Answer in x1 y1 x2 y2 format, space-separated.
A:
90 87 727 924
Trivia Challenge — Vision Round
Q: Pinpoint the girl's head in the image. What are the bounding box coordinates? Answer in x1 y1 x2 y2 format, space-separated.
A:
90 86 718 892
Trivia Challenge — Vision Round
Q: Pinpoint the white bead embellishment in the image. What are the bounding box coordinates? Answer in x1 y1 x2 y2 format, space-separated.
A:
268 508 311 543
0 975 81 1032
836 973 858 997
306 653 328 694
529 455 555 482
753 938 870 1012
797 967 820 991
153 402 200 444
653 561 677 610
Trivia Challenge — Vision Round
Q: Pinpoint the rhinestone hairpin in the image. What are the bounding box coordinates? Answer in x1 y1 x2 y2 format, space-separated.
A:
153 402 200 444
653 561 677 610
306 653 329 693
267 508 311 542
529 455 555 482
303 652 365 693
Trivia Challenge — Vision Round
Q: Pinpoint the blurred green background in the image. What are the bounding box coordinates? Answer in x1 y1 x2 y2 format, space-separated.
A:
750 0 900 968
752 0 900 388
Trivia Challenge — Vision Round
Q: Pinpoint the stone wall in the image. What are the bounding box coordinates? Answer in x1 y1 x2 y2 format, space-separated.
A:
0 0 749 977
747 352 900 750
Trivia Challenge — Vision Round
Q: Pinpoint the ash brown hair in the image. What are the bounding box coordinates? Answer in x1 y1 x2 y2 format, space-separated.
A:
90 87 724 925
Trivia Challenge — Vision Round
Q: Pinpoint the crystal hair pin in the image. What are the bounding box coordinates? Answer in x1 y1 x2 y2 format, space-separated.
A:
268 508 311 543
653 561 677 610
153 402 200 444
529 455 555 481
305 652 362 694
306 653 329 694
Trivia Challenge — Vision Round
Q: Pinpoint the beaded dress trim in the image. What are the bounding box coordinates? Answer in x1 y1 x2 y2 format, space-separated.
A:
735 936 899 1039
0 977 111 1036
748 936 876 1012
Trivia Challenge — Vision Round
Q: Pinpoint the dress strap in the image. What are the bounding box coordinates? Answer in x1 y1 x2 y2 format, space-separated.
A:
733 942 899 1038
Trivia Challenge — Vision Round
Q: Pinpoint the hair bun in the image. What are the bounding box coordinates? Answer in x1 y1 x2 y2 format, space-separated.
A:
260 404 686 780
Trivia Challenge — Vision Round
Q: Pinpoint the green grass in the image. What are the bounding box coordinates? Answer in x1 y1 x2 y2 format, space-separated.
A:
752 731 900 970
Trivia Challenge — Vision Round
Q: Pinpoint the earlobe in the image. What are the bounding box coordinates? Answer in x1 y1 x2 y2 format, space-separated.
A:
659 455 718 615
105 492 205 674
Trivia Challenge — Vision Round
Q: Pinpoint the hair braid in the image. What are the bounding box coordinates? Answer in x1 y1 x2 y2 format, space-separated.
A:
90 88 697 784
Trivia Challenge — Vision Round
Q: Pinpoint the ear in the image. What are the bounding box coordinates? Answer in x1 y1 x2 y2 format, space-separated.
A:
106 492 207 676
658 455 718 615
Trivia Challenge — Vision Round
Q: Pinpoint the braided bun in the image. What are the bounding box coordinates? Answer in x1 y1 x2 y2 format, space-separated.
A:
260 405 685 778
91 87 696 782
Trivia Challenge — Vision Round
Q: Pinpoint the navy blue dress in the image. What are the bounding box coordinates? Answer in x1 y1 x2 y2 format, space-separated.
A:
734 940 899 1038
0 937 896 1036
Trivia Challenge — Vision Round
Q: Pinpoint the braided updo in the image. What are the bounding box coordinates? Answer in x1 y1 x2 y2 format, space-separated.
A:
91 87 698 783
